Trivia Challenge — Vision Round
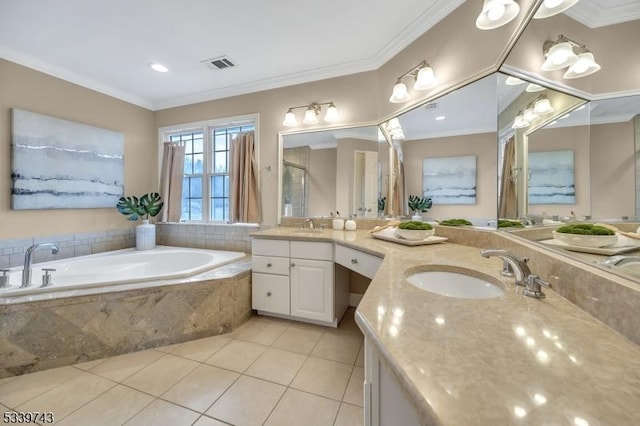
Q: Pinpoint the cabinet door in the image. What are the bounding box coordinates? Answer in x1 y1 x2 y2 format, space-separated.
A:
290 258 333 322
252 273 290 315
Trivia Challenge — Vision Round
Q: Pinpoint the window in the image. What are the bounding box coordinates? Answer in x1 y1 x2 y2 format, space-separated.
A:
161 115 257 222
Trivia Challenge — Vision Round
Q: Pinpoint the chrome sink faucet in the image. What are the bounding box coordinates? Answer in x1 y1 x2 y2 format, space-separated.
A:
306 218 315 229
481 249 551 298
21 243 59 288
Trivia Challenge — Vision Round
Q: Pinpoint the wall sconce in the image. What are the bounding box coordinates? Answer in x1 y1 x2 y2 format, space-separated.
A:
511 95 554 129
389 61 437 103
282 102 338 127
476 0 520 30
534 0 580 19
542 35 601 79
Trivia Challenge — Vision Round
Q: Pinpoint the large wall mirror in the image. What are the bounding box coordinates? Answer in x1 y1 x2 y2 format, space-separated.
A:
278 126 387 221
499 1 640 282
382 73 498 227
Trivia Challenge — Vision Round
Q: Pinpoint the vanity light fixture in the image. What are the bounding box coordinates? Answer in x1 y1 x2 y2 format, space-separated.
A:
476 0 520 30
533 95 554 114
384 117 406 140
282 102 339 127
389 61 437 103
523 107 538 122
505 76 525 85
534 0 580 19
542 35 600 79
526 83 545 92
511 112 530 129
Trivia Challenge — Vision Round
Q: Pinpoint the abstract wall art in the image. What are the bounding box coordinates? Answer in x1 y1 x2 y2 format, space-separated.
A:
528 150 575 204
423 155 477 204
11 109 124 209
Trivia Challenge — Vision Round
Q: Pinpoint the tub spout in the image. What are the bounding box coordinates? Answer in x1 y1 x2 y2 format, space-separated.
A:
21 243 59 288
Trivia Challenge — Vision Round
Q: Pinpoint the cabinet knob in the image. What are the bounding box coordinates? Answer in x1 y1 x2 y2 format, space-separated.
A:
266 263 272 268
351 258 358 264
267 292 272 297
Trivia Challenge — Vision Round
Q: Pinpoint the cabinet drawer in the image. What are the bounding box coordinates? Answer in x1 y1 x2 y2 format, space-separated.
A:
252 239 289 257
290 241 333 261
335 244 382 279
252 273 290 315
253 255 290 275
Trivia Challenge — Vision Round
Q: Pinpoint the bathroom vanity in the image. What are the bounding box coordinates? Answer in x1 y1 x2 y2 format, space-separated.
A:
251 227 640 426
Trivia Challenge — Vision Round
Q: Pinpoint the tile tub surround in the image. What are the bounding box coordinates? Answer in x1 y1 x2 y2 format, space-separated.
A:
252 227 640 425
156 223 261 253
0 228 136 269
0 263 252 378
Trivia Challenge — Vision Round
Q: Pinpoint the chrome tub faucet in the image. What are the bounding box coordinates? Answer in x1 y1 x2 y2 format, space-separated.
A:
481 249 551 298
21 243 59 288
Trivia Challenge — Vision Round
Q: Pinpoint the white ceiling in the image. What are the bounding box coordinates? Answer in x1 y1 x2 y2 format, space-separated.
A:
0 0 462 110
1 1 637 113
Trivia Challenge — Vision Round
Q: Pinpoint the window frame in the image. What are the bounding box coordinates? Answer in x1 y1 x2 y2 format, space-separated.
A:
158 114 259 223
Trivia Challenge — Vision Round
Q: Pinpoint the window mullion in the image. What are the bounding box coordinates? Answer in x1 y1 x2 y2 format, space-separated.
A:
202 127 211 222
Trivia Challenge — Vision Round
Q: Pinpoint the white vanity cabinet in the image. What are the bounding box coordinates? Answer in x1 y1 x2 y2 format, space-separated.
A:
335 244 383 279
252 238 348 326
364 337 421 426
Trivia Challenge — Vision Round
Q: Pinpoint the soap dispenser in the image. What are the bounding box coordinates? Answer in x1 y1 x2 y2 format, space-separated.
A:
345 215 357 231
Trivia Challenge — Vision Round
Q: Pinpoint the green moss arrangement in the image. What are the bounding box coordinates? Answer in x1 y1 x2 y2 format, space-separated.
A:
439 218 473 226
556 223 614 236
398 221 433 230
498 219 524 228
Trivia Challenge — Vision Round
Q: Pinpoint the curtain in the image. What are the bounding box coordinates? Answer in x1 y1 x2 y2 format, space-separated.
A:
159 142 185 222
229 131 262 223
390 144 407 217
499 137 518 219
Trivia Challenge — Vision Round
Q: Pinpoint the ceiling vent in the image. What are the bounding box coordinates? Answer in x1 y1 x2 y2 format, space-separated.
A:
202 56 236 71
425 102 438 110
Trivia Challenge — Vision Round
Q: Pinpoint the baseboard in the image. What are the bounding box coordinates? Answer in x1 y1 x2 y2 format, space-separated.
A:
350 293 363 307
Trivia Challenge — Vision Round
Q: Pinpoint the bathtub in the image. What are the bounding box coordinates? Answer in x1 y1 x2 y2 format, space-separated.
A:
0 245 253 377
0 246 247 300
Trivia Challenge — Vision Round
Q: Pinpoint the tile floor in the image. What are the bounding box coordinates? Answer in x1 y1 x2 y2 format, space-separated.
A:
0 309 365 426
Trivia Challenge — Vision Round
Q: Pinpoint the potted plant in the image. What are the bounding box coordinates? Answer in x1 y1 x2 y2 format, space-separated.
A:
407 195 432 221
117 192 164 250
377 196 386 218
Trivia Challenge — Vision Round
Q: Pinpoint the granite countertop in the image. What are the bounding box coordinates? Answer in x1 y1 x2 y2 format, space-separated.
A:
252 227 640 425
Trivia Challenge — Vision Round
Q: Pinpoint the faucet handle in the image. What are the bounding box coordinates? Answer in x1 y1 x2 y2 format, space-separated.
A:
523 274 551 298
0 269 10 288
41 268 56 288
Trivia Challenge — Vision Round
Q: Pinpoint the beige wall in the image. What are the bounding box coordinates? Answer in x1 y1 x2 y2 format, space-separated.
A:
527 126 590 217
504 13 640 95
308 148 337 217
590 120 635 220
0 59 155 240
155 72 379 226
402 132 497 221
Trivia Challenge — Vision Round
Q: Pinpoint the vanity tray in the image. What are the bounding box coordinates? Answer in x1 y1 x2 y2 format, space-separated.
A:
371 227 448 246
540 235 640 255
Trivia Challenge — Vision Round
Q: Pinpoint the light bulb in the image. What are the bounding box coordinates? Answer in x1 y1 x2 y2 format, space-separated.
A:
512 114 530 129
563 52 601 79
534 98 554 114
302 107 318 125
505 76 525 85
526 83 545 92
389 80 410 103
324 103 338 122
523 107 538 121
541 41 578 71
414 66 437 90
544 0 563 8
282 109 298 127
487 4 506 21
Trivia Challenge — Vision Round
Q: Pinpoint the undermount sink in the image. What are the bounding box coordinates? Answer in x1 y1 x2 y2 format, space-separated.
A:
405 269 504 299
292 228 324 234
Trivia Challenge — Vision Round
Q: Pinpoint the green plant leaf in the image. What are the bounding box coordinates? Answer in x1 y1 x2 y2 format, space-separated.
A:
140 192 164 218
117 196 141 221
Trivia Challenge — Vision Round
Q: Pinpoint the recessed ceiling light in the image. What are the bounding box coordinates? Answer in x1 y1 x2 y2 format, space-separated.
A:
435 116 446 121
150 63 169 73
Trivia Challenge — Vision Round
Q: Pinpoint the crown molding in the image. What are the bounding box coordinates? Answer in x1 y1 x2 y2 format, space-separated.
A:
564 1 640 28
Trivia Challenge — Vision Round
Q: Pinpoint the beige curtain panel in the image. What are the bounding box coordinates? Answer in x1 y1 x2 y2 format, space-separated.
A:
390 146 407 217
229 131 262 223
499 137 517 219
159 142 185 222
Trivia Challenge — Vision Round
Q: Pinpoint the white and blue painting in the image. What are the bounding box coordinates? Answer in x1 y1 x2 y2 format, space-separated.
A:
528 150 575 205
423 155 477 205
11 109 124 209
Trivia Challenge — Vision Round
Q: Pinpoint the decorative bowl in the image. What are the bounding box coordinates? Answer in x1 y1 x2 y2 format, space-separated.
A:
552 231 617 248
394 228 435 241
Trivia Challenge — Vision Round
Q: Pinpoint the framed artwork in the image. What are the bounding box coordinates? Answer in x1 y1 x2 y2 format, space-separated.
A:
528 150 575 204
11 109 124 209
423 155 476 205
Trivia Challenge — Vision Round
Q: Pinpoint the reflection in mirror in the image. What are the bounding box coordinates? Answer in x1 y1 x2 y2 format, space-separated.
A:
497 72 586 222
384 74 498 227
279 126 384 221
